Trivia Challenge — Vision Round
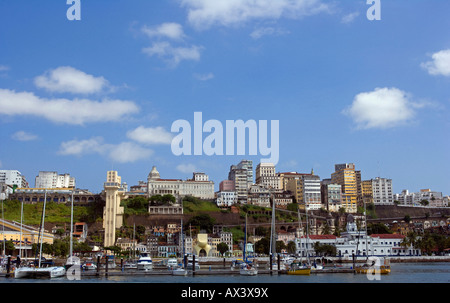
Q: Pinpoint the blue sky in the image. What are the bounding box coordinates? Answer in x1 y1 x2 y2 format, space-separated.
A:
0 0 449 195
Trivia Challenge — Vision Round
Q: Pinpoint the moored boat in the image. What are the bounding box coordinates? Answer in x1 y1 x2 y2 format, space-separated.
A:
137 253 152 270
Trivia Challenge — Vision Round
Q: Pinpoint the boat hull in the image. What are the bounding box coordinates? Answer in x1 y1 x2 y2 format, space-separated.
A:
355 266 390 275
287 268 311 275
14 267 66 279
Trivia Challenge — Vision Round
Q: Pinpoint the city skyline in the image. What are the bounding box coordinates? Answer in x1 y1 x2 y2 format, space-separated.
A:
0 1 449 195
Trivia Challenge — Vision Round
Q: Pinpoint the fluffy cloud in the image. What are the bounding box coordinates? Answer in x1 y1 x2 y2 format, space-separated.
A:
108 142 154 163
421 49 450 77
142 23 186 40
344 87 420 129
0 88 139 125
142 42 202 67
176 163 197 174
34 66 110 94
12 131 38 141
58 137 153 163
180 0 331 29
127 126 173 145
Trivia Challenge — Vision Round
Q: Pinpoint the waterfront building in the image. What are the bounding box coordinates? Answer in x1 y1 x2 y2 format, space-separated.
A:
103 171 126 248
331 163 359 213
255 162 280 190
35 171 75 189
294 216 419 258
147 166 215 202
0 218 53 258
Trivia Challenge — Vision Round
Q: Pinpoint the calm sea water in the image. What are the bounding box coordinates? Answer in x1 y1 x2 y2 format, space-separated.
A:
3 262 449 284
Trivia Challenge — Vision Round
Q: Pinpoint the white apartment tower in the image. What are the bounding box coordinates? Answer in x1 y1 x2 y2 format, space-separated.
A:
35 171 75 188
0 170 28 188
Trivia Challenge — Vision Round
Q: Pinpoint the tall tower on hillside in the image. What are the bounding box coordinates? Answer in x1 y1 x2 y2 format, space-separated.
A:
103 171 125 248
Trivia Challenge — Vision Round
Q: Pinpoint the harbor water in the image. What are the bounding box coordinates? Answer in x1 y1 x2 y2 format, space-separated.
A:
2 262 449 283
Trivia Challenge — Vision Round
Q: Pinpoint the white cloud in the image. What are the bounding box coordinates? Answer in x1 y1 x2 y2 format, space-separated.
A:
193 72 215 81
344 87 420 129
34 66 110 94
127 126 173 145
421 49 450 77
176 163 197 174
0 88 139 125
250 26 289 39
142 23 186 40
108 142 154 163
12 131 38 141
0 65 9 72
341 12 359 24
142 42 202 67
58 137 153 163
180 0 331 30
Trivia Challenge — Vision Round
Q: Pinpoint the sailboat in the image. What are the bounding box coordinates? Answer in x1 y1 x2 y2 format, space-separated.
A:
240 213 257 276
15 189 66 279
65 190 80 271
354 199 390 275
287 207 311 276
172 217 187 276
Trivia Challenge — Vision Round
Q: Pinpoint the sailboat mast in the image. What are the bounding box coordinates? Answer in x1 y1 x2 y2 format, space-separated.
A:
2 198 5 257
38 189 47 268
69 189 74 259
19 200 23 259
269 194 276 256
243 212 247 262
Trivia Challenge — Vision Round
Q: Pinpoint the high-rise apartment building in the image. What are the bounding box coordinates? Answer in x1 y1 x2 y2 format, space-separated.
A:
255 162 280 190
35 171 75 189
331 163 358 213
0 170 28 188
228 165 249 203
321 182 342 212
368 177 393 205
236 160 253 188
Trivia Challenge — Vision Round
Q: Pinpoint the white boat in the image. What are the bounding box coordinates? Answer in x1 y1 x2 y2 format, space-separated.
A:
172 266 188 276
167 258 178 269
123 260 137 270
82 259 97 271
14 266 66 279
186 261 200 270
239 263 258 276
137 253 152 270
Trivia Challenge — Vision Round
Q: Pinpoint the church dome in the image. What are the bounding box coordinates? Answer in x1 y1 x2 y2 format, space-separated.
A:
148 166 160 180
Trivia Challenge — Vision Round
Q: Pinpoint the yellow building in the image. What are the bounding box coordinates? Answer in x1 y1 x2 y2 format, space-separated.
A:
361 180 374 206
0 218 53 257
331 163 358 213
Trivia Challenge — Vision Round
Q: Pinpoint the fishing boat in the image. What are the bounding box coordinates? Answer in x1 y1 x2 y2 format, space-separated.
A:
287 260 311 275
167 258 178 269
355 258 391 275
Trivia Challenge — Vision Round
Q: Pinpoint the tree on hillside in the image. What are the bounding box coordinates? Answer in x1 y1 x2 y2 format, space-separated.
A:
186 214 216 233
